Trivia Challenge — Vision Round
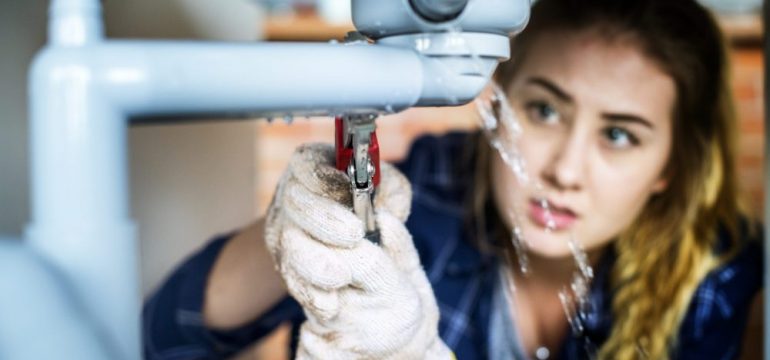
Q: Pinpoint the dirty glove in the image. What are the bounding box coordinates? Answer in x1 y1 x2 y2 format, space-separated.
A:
264 143 452 360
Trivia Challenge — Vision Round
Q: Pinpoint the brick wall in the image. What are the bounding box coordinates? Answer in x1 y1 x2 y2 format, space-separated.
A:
731 48 765 216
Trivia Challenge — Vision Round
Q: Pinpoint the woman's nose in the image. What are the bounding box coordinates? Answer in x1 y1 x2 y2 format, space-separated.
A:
540 130 586 192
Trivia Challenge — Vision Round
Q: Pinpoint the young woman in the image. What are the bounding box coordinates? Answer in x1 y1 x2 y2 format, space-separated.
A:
143 0 762 359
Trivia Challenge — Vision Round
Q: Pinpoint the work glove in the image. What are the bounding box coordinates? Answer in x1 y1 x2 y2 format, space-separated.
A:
264 143 452 360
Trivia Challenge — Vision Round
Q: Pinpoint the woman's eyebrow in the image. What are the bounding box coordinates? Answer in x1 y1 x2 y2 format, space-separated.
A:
526 77 573 103
602 113 655 129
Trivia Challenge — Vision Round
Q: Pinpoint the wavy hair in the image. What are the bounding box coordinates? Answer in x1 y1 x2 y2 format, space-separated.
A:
478 0 748 358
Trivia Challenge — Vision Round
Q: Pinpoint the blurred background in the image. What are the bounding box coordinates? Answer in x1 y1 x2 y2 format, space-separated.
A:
0 0 763 358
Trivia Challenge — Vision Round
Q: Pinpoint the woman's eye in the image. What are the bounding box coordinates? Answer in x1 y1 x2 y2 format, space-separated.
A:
525 101 560 125
602 127 639 148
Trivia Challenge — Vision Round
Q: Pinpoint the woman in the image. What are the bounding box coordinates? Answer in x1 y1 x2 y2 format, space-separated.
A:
143 0 762 359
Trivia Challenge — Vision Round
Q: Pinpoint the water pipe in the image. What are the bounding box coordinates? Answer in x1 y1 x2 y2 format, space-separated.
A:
23 0 530 359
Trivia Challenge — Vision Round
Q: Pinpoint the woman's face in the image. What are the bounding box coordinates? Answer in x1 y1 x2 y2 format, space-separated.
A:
492 30 675 258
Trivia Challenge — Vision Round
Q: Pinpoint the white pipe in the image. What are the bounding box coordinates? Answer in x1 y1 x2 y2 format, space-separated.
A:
27 62 137 357
0 240 113 360
98 41 424 116
49 0 103 46
28 41 430 222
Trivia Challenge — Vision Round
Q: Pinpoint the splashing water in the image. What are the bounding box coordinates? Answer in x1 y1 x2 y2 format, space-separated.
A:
537 189 595 345
475 83 528 184
508 209 530 276
559 286 584 336
430 24 597 358
476 83 532 277
569 233 594 280
560 234 597 358
474 83 532 276
475 80 597 358
536 194 558 233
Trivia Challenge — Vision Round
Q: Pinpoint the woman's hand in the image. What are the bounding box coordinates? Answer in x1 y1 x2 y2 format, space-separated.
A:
265 143 451 359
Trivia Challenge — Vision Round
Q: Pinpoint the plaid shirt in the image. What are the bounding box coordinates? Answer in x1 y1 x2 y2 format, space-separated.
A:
143 132 762 360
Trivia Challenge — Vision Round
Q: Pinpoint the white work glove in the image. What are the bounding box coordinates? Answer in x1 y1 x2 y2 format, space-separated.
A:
265 143 452 360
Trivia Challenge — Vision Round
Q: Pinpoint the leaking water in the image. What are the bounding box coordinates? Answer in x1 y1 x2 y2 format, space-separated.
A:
437 30 594 355
508 209 530 276
475 83 529 185
446 30 593 282
475 80 597 358
569 234 594 280
559 286 584 335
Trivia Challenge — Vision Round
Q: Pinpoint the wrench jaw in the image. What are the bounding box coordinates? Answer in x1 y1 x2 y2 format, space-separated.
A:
347 160 380 244
336 114 381 244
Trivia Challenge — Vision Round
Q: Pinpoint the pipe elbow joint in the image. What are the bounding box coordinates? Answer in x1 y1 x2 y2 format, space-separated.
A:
378 32 509 107
416 56 497 106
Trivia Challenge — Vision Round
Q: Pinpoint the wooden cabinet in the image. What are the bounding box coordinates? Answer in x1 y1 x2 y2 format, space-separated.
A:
263 13 353 41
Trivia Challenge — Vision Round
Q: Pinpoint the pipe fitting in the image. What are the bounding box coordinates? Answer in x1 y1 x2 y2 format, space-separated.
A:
409 0 468 22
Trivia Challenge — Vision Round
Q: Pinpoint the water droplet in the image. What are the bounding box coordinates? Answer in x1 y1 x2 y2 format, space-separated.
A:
559 287 584 336
501 265 517 293
415 35 431 52
571 273 589 308
535 347 550 359
561 235 597 359
568 234 594 280
539 198 549 209
283 114 294 125
545 220 556 232
509 210 530 275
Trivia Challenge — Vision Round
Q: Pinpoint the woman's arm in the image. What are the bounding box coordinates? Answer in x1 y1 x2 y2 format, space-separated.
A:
143 219 299 360
204 218 288 330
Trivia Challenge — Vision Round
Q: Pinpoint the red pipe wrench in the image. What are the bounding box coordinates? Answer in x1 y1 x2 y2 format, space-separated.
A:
334 115 381 243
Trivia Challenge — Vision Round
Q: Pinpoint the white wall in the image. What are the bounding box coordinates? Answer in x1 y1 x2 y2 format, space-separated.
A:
129 122 258 296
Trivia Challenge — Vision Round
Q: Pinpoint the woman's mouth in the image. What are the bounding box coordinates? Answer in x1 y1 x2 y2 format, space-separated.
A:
528 198 578 231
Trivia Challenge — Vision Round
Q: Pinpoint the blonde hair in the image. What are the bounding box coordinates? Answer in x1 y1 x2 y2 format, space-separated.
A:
472 0 751 358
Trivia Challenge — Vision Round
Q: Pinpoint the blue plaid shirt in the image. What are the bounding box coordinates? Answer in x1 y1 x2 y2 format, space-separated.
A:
143 132 762 359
